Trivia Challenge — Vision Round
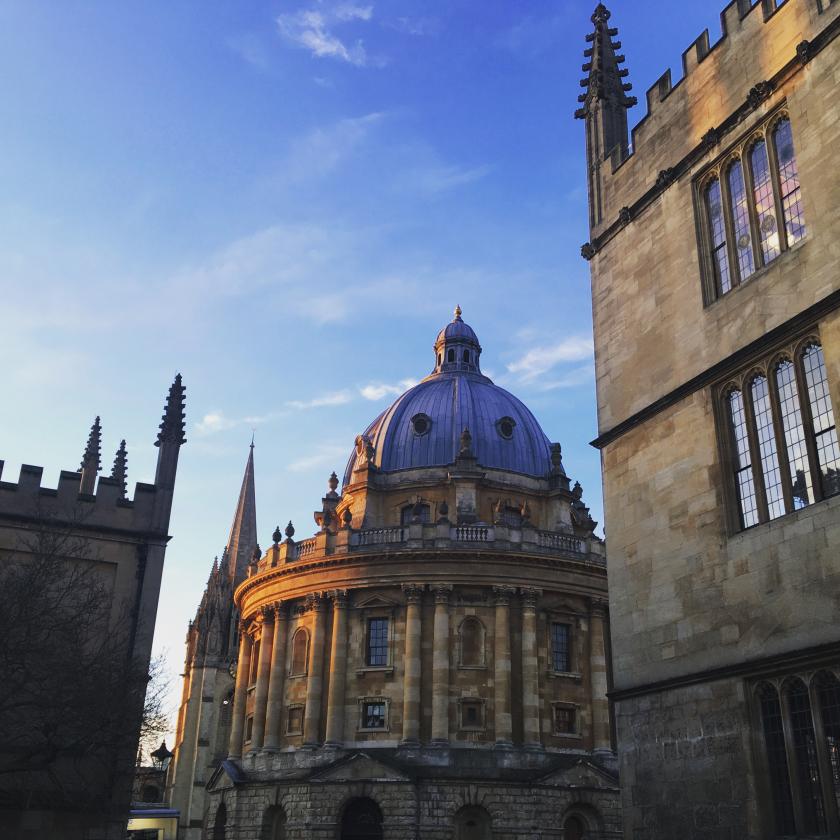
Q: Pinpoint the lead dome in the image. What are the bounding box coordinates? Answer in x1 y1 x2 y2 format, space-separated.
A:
343 307 566 486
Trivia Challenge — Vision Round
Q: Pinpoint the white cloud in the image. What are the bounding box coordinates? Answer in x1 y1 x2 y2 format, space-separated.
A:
277 4 376 67
194 411 240 436
286 390 353 410
398 163 491 197
534 363 595 392
287 443 348 473
506 336 594 384
358 378 417 400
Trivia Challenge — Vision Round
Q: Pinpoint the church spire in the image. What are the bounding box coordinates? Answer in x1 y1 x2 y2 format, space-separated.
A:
224 441 258 586
79 416 101 495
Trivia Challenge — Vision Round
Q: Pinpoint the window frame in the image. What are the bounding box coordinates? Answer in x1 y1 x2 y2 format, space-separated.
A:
718 336 839 533
549 620 573 675
288 626 310 678
696 107 805 305
551 702 580 737
358 696 390 733
285 704 304 735
365 616 390 667
457 616 486 669
458 697 486 732
355 606 396 675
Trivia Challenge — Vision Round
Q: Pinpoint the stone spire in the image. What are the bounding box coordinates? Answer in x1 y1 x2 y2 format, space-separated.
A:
224 441 258 586
111 439 128 500
154 373 186 490
79 416 102 495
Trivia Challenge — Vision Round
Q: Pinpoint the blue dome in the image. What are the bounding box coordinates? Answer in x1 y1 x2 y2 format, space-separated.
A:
343 310 562 485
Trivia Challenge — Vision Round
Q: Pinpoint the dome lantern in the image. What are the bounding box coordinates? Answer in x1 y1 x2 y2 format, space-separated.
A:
433 305 482 374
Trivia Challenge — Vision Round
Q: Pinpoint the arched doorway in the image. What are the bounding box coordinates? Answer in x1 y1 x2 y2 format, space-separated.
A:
340 797 383 840
454 805 492 840
212 803 227 840
564 814 586 840
262 805 286 840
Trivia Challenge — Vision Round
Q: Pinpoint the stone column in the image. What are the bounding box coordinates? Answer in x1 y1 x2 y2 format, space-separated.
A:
431 584 453 745
249 607 275 751
493 586 516 747
303 593 327 747
324 590 349 747
521 587 542 749
589 599 612 753
263 602 288 751
401 584 424 745
227 621 254 759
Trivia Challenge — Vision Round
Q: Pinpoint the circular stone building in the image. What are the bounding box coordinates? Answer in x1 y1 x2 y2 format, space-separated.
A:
209 310 621 840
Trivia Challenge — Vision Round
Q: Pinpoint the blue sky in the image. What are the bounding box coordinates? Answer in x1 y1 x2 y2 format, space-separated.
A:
0 1 724 730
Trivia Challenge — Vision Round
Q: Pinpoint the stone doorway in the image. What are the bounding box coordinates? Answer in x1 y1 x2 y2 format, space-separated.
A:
339 797 383 840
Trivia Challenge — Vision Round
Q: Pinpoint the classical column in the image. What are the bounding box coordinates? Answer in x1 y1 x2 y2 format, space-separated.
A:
431 584 453 745
262 602 288 751
401 584 424 745
303 593 327 747
589 599 612 753
493 586 516 747
324 590 349 747
227 620 254 759
521 587 542 749
249 607 275 751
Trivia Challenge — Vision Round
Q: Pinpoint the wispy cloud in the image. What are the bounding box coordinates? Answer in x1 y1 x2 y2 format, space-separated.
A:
287 443 348 473
286 390 353 410
506 336 594 384
277 4 377 67
398 162 491 197
358 378 417 400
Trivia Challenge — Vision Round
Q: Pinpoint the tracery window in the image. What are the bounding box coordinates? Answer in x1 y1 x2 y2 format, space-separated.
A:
698 112 805 302
721 340 839 531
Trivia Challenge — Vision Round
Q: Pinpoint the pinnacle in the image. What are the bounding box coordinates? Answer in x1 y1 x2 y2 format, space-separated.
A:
110 439 128 499
155 373 187 448
80 416 102 473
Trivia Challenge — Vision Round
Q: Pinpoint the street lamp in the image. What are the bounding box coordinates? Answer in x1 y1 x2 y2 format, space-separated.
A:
150 740 174 772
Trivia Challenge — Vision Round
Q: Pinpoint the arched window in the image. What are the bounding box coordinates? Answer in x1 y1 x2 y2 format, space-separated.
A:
757 682 796 835
463 349 470 363
749 375 784 520
727 159 755 282
290 628 308 676
773 117 805 246
727 388 758 529
815 671 840 815
459 617 483 667
774 358 812 509
448 349 455 363
802 343 840 497
454 805 492 840
704 177 731 296
749 139 781 264
249 639 260 686
340 797 383 840
261 805 286 840
785 678 827 834
213 803 227 840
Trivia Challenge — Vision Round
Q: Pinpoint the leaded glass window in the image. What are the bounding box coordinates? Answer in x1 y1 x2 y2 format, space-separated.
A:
728 160 756 282
362 700 386 729
773 118 805 246
366 618 389 667
758 682 796 835
705 178 731 295
728 389 758 529
786 679 827 834
775 360 812 508
551 622 570 673
802 344 840 497
816 671 840 817
750 140 781 264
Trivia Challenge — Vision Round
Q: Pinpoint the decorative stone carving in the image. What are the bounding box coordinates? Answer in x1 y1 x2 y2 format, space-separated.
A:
796 39 813 64
432 584 453 604
746 80 775 110
520 587 542 610
580 242 596 261
402 583 424 604
492 585 517 606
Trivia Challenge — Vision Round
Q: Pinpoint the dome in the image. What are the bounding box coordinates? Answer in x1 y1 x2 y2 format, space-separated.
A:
344 308 563 485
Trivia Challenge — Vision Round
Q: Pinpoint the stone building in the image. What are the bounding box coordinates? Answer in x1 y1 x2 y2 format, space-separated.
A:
179 309 621 839
578 2 840 838
0 376 186 839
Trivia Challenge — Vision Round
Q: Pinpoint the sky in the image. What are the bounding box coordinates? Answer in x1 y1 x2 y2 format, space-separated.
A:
0 1 726 733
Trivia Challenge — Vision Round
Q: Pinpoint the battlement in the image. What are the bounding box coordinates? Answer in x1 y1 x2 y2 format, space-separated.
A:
0 460 164 537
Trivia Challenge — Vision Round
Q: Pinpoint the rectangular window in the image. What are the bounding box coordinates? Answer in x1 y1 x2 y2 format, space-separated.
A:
461 699 484 729
721 340 839 530
286 705 304 735
551 622 571 673
553 705 576 735
366 617 389 666
362 701 386 729
245 715 254 742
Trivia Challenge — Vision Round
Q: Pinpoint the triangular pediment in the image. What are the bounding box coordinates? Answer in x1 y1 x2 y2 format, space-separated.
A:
207 759 246 792
310 752 411 783
354 593 400 610
538 759 618 789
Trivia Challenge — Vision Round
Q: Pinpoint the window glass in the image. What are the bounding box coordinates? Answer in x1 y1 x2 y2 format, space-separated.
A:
290 629 308 675
750 140 781 264
551 622 570 672
816 672 840 817
728 390 759 528
401 503 430 525
773 118 805 246
367 618 389 666
758 683 796 835
363 701 386 729
462 700 482 728
751 376 784 520
553 705 576 734
728 160 756 281
775 360 813 508
705 178 731 295
786 679 827 834
803 344 840 497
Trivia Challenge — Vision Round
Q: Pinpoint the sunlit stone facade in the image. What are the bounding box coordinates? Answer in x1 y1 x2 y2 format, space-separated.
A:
198 310 621 840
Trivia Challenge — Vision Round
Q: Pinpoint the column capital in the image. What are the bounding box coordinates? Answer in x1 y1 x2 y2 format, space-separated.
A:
305 592 325 612
520 587 543 610
432 584 453 604
328 589 349 608
589 597 609 618
259 604 276 623
402 583 425 604
272 600 287 621
492 585 517 606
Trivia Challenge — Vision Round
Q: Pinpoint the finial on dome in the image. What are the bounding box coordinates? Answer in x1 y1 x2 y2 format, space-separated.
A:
453 304 462 321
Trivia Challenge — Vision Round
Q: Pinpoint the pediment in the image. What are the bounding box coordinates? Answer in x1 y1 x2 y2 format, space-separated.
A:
207 759 246 792
354 593 400 610
310 752 411 783
538 759 617 790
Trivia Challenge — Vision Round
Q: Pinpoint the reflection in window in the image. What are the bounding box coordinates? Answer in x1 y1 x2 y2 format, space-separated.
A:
362 700 386 729
775 360 812 509
758 682 796 835
803 344 840 498
366 618 389 667
750 376 784 520
773 118 805 246
750 140 781 264
786 679 827 834
728 389 758 528
705 178 731 295
728 160 756 282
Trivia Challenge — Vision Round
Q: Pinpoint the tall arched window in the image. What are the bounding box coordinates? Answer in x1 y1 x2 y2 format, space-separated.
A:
454 805 492 840
802 343 840 498
726 389 758 528
774 358 812 509
704 178 731 295
757 682 796 835
728 159 755 282
749 139 781 264
459 617 483 667
290 628 308 676
340 797 383 840
785 678 827 834
749 375 784 520
815 671 840 816
773 117 805 246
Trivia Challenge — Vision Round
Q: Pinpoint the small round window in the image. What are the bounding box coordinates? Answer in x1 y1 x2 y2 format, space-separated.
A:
496 416 516 439
411 413 432 437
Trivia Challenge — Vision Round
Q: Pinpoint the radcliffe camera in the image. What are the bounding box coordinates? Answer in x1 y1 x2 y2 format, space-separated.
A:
1 2 838 840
